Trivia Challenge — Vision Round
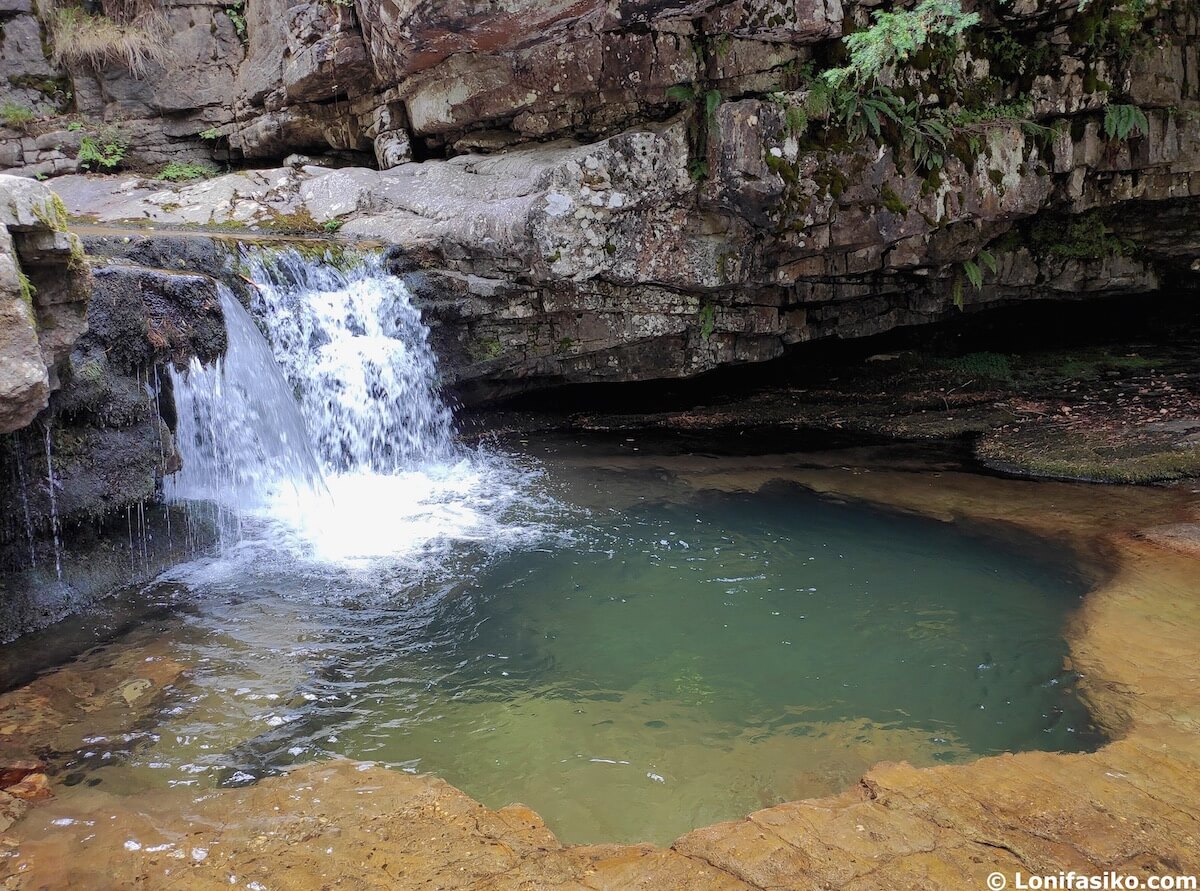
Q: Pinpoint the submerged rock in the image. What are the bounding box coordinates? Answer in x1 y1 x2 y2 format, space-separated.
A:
0 760 43 789
3 772 50 802
0 789 24 833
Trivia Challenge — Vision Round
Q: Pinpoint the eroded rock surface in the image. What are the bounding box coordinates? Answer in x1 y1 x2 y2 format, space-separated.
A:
50 90 1200 403
0 182 235 639
0 0 1194 403
0 175 89 434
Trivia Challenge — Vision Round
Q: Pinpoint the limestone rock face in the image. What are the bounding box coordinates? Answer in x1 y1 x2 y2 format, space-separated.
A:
5 0 1200 400
0 240 229 517
0 0 829 168
282 2 372 102
0 6 63 113
84 263 227 375
0 209 232 636
50 80 1200 402
69 4 246 124
0 176 89 434
0 228 46 435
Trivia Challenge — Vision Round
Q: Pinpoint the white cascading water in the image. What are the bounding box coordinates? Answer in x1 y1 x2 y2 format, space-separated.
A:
167 249 537 577
243 252 457 473
167 283 324 511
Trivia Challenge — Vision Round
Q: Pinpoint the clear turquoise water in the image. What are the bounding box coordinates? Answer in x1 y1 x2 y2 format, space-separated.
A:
297 484 1096 842
8 454 1101 845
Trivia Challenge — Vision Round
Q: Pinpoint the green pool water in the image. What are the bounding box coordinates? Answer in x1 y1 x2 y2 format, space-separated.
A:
0 243 1107 849
11 451 1101 845
304 484 1096 843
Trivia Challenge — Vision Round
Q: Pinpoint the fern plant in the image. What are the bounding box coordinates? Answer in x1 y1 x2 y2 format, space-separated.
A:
899 102 953 171
765 0 1048 188
78 128 128 171
699 304 716 341
771 72 833 136
811 0 990 175
952 250 997 308
667 84 723 181
666 84 695 103
703 89 722 128
1103 104 1148 141
824 0 980 90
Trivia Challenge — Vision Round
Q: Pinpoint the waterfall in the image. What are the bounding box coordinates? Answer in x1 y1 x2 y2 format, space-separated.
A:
166 249 538 576
167 283 325 512
241 251 457 473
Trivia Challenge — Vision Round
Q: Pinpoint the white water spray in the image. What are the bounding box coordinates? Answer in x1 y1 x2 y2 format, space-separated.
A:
167 250 539 577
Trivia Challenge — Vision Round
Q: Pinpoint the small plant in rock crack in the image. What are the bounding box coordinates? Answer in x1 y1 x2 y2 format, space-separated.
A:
225 2 247 42
699 303 717 341
156 161 218 181
1103 104 1149 141
78 128 128 171
952 250 997 308
1 102 36 132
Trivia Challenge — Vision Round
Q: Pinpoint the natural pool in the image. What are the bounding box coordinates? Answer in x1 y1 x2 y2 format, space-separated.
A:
0 251 1105 848
0 439 1102 846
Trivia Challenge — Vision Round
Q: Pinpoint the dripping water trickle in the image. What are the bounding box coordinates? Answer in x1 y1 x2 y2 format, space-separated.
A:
151 365 174 553
126 504 135 577
42 421 62 581
13 435 37 568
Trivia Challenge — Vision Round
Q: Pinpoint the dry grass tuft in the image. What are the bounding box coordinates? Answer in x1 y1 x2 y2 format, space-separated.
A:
43 2 167 77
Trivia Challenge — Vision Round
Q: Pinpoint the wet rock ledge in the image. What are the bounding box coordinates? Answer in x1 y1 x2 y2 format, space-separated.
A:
0 175 230 640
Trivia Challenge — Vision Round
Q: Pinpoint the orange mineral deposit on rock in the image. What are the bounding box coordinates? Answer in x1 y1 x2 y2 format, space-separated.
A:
0 761 45 790
4 773 52 802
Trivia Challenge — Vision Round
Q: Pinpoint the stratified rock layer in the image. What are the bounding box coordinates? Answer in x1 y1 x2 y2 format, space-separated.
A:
4 0 1199 400
0 180 233 639
51 84 1200 403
